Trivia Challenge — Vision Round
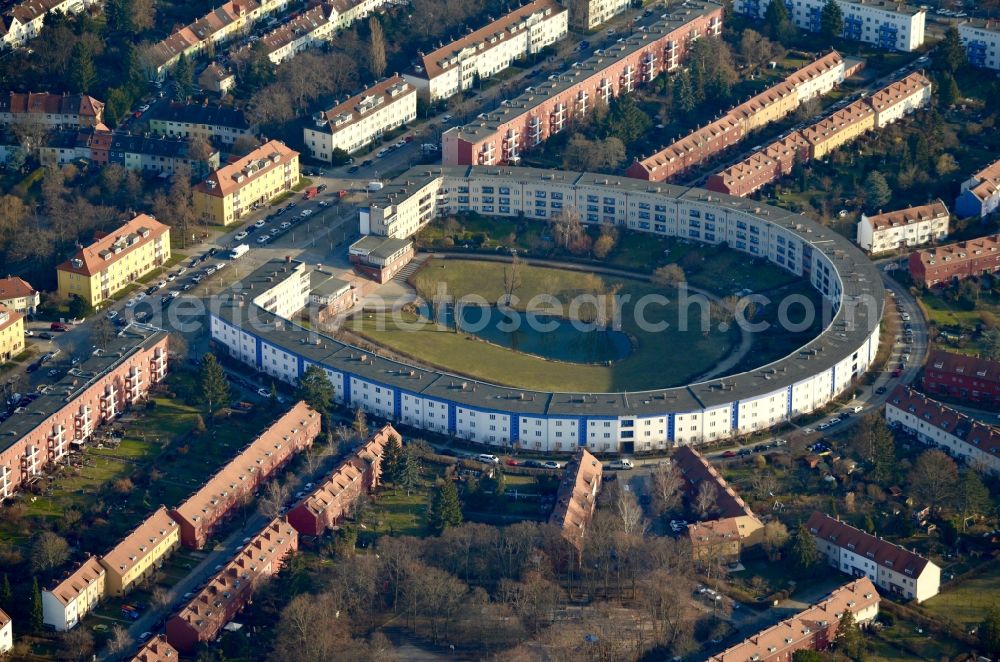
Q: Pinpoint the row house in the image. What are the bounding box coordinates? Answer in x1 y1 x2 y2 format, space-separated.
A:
0 275 39 315
921 350 1000 408
99 507 180 596
806 511 941 602
287 424 395 536
327 0 394 30
800 98 875 160
959 19 1000 71
147 103 251 145
733 0 925 51
885 384 1000 475
0 91 103 127
708 579 880 662
304 76 417 161
403 0 568 102
238 4 335 65
1 0 92 50
866 71 933 127
568 0 630 31
548 449 603 557
705 132 809 197
129 634 179 662
909 233 1000 287
193 139 299 225
0 326 168 500
166 518 297 653
856 199 949 254
107 132 219 178
955 156 1000 219
0 304 24 365
628 51 848 182
170 401 320 548
441 1 723 167
57 214 172 307
42 556 106 631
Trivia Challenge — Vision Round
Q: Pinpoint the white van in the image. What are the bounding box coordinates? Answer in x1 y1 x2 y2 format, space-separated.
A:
476 454 500 465
607 458 634 470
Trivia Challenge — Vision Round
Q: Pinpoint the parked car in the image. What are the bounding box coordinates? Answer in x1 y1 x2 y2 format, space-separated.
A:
607 458 634 470
476 453 500 465
540 460 563 470
235 230 249 240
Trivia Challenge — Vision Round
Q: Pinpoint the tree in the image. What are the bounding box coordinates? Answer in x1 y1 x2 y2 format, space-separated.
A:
863 171 892 211
502 253 522 306
762 520 789 561
792 651 825 662
0 574 11 611
31 531 70 572
382 434 404 486
763 0 793 42
31 576 43 632
695 481 718 518
258 479 289 519
368 17 387 79
549 207 591 255
68 43 96 94
819 0 844 41
605 95 651 144
954 469 990 528
650 462 684 516
198 353 230 415
850 415 895 483
934 26 967 74
105 625 131 656
398 447 421 496
60 627 95 661
91 316 117 350
984 328 1000 361
68 295 93 320
937 71 961 107
789 523 817 572
428 480 463 533
593 232 616 259
908 449 958 512
835 608 865 659
297 365 334 419
353 407 369 440
980 604 1000 659
173 53 194 101
652 264 686 287
673 70 696 115
612 482 647 536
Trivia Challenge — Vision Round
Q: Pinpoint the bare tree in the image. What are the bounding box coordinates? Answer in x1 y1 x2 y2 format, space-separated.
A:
694 481 718 519
105 625 130 656
150 586 170 610
502 253 522 306
258 479 289 519
613 483 647 537
908 449 958 513
353 407 368 440
368 17 387 78
652 264 686 287
639 569 696 654
650 462 684 516
762 520 789 561
31 531 70 572
91 316 117 350
303 447 323 475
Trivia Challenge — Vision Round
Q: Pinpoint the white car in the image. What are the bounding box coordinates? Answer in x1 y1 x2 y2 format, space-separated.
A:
377 148 390 158
257 387 270 397
176 267 187 276
442 114 454 122
106 309 118 319
157 280 167 289
318 200 329 207
256 235 269 244
300 209 313 217
138 104 150 112
255 219 266 228
235 231 248 240
280 221 291 230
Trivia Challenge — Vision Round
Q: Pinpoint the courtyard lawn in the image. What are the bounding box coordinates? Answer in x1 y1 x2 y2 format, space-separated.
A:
357 259 739 392
923 564 1000 629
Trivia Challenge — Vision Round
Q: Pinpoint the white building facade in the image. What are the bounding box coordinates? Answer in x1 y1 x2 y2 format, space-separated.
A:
856 200 949 253
569 0 631 31
959 20 1000 71
41 557 106 631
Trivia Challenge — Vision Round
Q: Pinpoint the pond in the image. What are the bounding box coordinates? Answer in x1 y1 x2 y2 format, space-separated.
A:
441 304 632 364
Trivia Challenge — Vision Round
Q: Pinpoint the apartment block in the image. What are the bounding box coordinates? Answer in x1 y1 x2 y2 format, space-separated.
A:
287 424 395 536
807 511 940 602
0 276 39 315
885 384 1000 475
170 401 320 549
42 556 106 631
959 19 1000 71
147 103 251 145
348 235 414 283
248 4 335 65
166 518 297 653
129 635 179 662
243 258 311 320
955 157 1000 219
909 233 1000 287
674 446 763 563
170 401 320 548
404 0 568 102
629 51 848 182
549 449 603 555
0 325 168 499
0 91 103 127
0 609 9 655
328 0 393 30
733 0 925 51
199 63 236 96
442 1 723 166
107 132 220 177
920 350 1000 409
1 0 91 50
567 0 630 31
0 304 24 364
705 132 810 197
304 76 417 161
193 139 299 225
57 214 171 307
310 270 357 322
856 200 949 254
100 507 180 596
866 71 932 127
709 579 880 662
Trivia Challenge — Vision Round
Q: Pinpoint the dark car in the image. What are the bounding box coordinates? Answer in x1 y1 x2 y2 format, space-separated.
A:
27 361 42 373
347 165 360 173
362 159 374 166
721 450 737 458
317 183 328 191
38 332 54 340
521 459 543 468
876 386 888 394
287 201 297 209
208 247 218 256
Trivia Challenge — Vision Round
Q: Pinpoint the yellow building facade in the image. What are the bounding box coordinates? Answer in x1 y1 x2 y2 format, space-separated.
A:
57 215 171 307
0 305 25 364
193 140 300 226
99 507 180 596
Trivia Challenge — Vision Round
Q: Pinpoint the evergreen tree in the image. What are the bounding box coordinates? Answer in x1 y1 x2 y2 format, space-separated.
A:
245 41 276 90
937 71 961 107
764 0 792 43
105 87 131 127
933 26 967 74
31 576 43 632
980 604 1000 659
604 95 651 144
863 171 892 212
674 70 696 115
790 523 818 572
863 514 877 535
0 573 11 610
955 469 990 527
398 447 421 496
835 608 866 659
381 434 404 487
198 353 230 416
819 0 844 41
68 43 96 94
174 53 194 101
428 479 463 534
296 365 333 419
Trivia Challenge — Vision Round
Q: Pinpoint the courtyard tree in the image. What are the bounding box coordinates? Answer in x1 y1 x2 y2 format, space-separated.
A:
381 434 404 488
908 449 958 513
695 481 718 518
650 462 684 516
762 520 789 561
429 479 463 533
105 625 130 656
850 414 895 482
863 171 892 211
502 253 522 306
819 0 844 41
763 0 793 43
91 315 117 350
789 523 818 572
31 531 70 572
368 17 387 79
934 26 967 74
198 352 230 416
297 365 334 421
31 576 43 631
398 446 422 496
258 479 289 519
983 327 1000 361
954 468 990 528
835 609 866 659
173 52 194 101
353 407 369 440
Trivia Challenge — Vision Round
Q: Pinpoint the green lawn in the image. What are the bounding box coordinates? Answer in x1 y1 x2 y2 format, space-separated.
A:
923 564 1000 628
355 259 739 392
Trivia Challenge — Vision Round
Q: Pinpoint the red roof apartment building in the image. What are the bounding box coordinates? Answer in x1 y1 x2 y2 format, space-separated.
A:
129 634 179 662
909 233 1000 287
548 448 603 555
705 131 810 198
708 578 880 662
441 0 722 166
166 517 298 653
287 423 396 536
921 349 1000 407
170 401 320 548
0 325 167 500
0 91 104 127
627 51 850 182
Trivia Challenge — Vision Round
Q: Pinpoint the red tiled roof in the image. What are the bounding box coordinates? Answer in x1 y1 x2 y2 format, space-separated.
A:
56 214 170 277
130 634 179 662
806 511 932 577
194 139 297 198
867 71 931 112
966 157 1000 203
864 200 949 231
1 92 103 118
312 76 415 137
673 446 757 520
886 384 1000 462
0 304 22 333
925 349 1000 383
549 448 602 550
911 233 1000 270
45 556 105 606
0 276 37 301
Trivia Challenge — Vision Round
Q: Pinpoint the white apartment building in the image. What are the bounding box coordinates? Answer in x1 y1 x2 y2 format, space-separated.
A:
328 0 393 30
42 557 106 631
246 258 310 320
303 76 417 160
868 71 932 127
856 200 949 253
807 512 941 603
959 20 1000 71
885 385 1000 476
404 0 567 102
568 0 631 31
734 0 926 51
254 5 335 65
1 0 90 50
0 609 10 654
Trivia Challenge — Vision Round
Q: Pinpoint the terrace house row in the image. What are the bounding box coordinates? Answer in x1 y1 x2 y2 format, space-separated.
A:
920 350 1000 409
1 0 92 50
0 91 103 127
855 200 949 254
548 449 603 557
908 233 1000 287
